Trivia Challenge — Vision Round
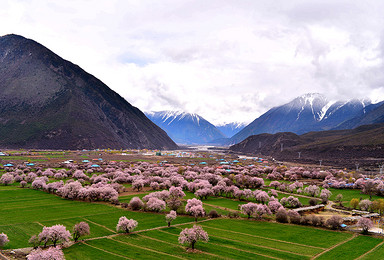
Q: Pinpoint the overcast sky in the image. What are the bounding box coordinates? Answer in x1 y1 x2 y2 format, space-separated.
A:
1 0 384 125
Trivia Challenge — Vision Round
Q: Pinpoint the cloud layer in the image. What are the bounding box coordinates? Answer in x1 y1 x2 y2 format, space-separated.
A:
2 0 384 124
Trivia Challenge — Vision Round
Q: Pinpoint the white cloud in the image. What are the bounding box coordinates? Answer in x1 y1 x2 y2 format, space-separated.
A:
1 0 384 125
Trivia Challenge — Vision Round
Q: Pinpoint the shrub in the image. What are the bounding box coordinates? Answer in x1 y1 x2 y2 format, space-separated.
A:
275 208 288 223
326 215 342 230
350 198 359 209
300 215 311 225
310 215 323 227
309 198 319 206
335 194 343 205
167 199 182 211
129 197 144 210
20 180 28 188
28 235 39 249
287 210 301 224
208 210 220 218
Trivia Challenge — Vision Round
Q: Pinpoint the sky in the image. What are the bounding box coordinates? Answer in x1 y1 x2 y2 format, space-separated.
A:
1 0 384 125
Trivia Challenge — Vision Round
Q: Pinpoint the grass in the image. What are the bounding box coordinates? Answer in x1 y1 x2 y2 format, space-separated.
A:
316 235 382 259
199 219 352 248
360 241 384 259
63 218 368 260
0 186 194 249
1 172 384 259
63 242 127 260
329 188 383 206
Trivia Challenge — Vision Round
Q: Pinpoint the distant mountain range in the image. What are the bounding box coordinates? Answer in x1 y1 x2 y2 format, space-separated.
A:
226 93 384 145
216 122 246 138
0 34 177 150
145 111 226 145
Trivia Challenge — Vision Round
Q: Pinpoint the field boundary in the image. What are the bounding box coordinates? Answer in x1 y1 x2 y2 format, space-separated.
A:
138 233 228 259
82 241 132 260
109 237 186 260
82 218 116 233
311 234 357 259
207 232 315 257
355 240 384 259
200 223 326 249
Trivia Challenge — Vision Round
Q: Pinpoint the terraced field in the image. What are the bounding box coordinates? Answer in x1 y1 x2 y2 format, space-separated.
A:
63 218 383 260
0 178 383 259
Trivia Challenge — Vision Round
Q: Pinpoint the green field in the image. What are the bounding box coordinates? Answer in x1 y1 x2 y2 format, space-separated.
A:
63 218 381 260
329 188 383 207
0 186 194 249
1 183 383 259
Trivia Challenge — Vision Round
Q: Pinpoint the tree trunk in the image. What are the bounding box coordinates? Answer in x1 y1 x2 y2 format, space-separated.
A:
191 241 195 250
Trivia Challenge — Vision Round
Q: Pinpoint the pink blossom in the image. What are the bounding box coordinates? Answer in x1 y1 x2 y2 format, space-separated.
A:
320 189 332 203
194 188 213 200
166 210 177 227
27 247 64 260
57 181 83 199
73 222 90 242
304 185 320 197
357 217 373 233
269 181 281 189
129 197 144 210
132 179 145 191
31 179 47 190
0 173 14 185
268 189 278 197
359 199 372 211
116 217 138 233
169 186 185 199
240 202 258 218
0 233 9 248
178 225 209 250
146 197 166 212
38 225 71 247
255 191 269 204
268 200 283 213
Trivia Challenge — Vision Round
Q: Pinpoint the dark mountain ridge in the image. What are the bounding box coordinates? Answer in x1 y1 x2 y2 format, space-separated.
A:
230 123 384 163
0 34 177 150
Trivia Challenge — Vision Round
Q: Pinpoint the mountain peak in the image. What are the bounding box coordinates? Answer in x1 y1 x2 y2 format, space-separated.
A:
227 93 377 145
146 110 225 144
0 34 178 150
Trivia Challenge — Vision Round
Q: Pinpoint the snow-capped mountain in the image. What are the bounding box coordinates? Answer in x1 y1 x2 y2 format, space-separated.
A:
216 122 247 138
145 111 226 145
228 93 373 145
